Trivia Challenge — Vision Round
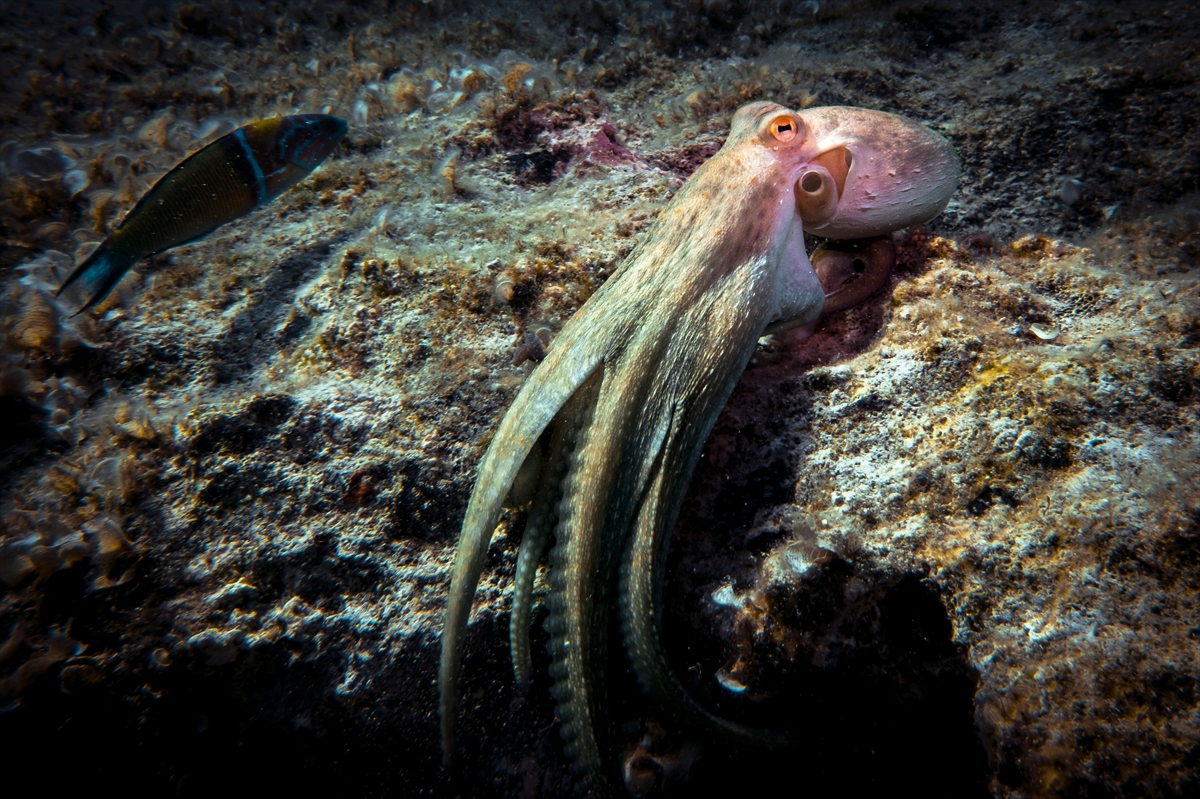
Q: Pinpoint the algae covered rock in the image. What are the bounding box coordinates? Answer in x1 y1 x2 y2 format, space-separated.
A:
0 0 1197 796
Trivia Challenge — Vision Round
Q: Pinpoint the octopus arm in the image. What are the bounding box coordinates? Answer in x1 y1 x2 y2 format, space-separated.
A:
617 264 795 749
545 363 632 788
619 416 793 747
438 334 603 763
547 256 797 793
508 422 566 684
439 230 673 765
544 335 697 791
509 359 622 684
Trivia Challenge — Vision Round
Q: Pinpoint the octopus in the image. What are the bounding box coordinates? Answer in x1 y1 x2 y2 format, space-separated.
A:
439 101 960 795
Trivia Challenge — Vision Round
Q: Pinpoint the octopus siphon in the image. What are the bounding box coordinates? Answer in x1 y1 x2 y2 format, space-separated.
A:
439 101 960 795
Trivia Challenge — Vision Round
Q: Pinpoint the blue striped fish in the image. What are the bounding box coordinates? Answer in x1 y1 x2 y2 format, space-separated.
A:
57 113 348 314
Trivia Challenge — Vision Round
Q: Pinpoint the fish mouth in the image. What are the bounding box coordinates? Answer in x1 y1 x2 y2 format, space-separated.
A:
292 115 349 168
327 116 350 139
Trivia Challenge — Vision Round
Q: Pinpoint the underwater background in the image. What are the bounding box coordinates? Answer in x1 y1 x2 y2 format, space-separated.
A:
0 0 1197 796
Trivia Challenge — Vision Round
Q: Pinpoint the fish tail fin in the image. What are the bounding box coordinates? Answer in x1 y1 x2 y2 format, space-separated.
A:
55 242 134 317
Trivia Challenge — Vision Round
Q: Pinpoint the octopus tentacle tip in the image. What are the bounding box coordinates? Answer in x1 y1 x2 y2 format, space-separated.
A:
439 100 959 791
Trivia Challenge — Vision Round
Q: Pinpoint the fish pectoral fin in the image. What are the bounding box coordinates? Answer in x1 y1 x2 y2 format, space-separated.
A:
439 346 604 766
55 243 135 316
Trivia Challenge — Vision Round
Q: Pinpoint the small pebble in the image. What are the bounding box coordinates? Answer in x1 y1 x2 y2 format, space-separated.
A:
1059 178 1084 206
1030 324 1059 341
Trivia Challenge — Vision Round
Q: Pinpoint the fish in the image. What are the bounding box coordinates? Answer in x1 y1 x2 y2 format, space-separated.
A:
439 101 960 795
56 113 348 314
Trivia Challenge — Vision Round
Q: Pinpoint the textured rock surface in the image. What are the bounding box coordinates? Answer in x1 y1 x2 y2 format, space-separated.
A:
0 1 1197 796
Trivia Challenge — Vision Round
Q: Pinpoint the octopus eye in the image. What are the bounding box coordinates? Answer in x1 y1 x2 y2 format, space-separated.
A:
769 116 798 142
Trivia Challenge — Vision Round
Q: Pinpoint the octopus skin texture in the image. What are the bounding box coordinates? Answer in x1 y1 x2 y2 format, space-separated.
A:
438 101 960 795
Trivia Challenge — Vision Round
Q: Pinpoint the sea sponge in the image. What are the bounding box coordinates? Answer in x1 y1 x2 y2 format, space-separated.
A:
455 67 491 96
501 62 534 94
388 68 425 112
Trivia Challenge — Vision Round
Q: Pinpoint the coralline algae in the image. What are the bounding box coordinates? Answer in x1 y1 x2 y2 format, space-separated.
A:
0 1 1198 796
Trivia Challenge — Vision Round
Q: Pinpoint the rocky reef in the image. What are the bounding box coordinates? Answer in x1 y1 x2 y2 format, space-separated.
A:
0 0 1197 796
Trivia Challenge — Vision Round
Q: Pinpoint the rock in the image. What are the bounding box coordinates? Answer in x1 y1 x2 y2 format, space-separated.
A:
0 1 1197 796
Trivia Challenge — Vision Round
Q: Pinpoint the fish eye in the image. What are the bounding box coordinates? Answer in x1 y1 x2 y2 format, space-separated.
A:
769 116 798 142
